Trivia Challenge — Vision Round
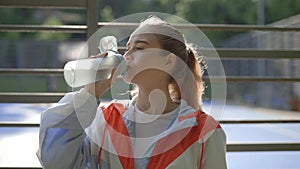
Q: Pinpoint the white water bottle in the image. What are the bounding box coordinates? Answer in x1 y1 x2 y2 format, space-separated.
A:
63 36 123 88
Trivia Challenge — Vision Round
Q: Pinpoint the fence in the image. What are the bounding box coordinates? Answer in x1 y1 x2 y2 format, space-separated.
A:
0 0 300 168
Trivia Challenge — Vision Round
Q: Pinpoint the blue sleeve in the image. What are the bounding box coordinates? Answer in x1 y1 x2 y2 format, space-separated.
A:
37 88 99 169
41 128 93 168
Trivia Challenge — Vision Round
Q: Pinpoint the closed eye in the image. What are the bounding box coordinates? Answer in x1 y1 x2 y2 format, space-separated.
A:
125 46 144 53
135 47 144 50
125 40 148 53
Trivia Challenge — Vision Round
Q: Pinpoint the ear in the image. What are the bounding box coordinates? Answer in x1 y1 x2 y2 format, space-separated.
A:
165 53 176 71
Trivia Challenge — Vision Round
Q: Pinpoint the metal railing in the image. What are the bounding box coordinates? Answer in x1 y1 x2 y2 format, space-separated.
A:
0 0 300 168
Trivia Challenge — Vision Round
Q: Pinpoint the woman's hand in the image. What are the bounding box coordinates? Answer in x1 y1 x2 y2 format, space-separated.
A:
84 52 116 99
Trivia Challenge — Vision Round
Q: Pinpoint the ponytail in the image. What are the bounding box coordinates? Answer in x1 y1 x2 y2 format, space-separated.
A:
168 44 204 110
181 44 203 110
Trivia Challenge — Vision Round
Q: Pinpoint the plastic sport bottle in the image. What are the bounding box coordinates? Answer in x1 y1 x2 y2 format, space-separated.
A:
63 36 123 88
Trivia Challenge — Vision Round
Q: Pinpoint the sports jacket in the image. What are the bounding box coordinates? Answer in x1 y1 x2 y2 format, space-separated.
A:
37 88 227 169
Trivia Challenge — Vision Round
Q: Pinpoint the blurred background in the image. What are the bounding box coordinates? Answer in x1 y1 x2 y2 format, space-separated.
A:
0 0 300 168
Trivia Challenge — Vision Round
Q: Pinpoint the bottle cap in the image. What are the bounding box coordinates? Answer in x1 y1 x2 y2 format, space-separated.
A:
98 36 118 53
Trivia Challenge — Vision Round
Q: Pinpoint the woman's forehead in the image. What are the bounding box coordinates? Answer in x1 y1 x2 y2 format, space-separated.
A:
127 34 161 47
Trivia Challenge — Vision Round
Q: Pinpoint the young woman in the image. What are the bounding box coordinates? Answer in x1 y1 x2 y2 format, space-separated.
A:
37 16 227 169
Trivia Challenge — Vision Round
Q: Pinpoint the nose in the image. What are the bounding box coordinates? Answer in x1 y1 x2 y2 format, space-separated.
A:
123 51 131 62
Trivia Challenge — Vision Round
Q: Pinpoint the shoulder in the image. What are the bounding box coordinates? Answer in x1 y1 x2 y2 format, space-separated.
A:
176 100 223 139
177 100 221 128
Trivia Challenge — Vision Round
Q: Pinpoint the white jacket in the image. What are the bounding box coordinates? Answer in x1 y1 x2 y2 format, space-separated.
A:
37 88 227 169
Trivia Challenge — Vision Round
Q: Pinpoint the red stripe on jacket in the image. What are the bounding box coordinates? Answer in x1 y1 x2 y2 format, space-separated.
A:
147 111 220 169
100 103 134 168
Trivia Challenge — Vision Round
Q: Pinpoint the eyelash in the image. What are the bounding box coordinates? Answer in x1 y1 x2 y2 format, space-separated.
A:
135 47 144 50
125 47 144 52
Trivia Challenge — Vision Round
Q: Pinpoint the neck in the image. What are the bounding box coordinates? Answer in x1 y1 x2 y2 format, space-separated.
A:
135 84 178 115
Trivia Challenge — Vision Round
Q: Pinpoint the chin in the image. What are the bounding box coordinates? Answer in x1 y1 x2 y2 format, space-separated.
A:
122 73 141 85
122 73 134 84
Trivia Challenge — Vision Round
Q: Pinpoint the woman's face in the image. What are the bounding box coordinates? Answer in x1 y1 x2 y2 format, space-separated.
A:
123 33 169 85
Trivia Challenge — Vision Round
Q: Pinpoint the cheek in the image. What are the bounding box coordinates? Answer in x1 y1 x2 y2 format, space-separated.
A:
123 55 165 83
132 52 165 70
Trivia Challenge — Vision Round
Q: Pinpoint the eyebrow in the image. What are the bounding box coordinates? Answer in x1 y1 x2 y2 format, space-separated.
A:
126 39 149 48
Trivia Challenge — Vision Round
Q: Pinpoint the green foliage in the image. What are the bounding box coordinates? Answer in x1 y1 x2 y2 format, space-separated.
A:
100 6 115 21
1 0 300 40
172 0 257 24
265 0 300 23
0 76 70 92
0 9 27 39
36 16 71 41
